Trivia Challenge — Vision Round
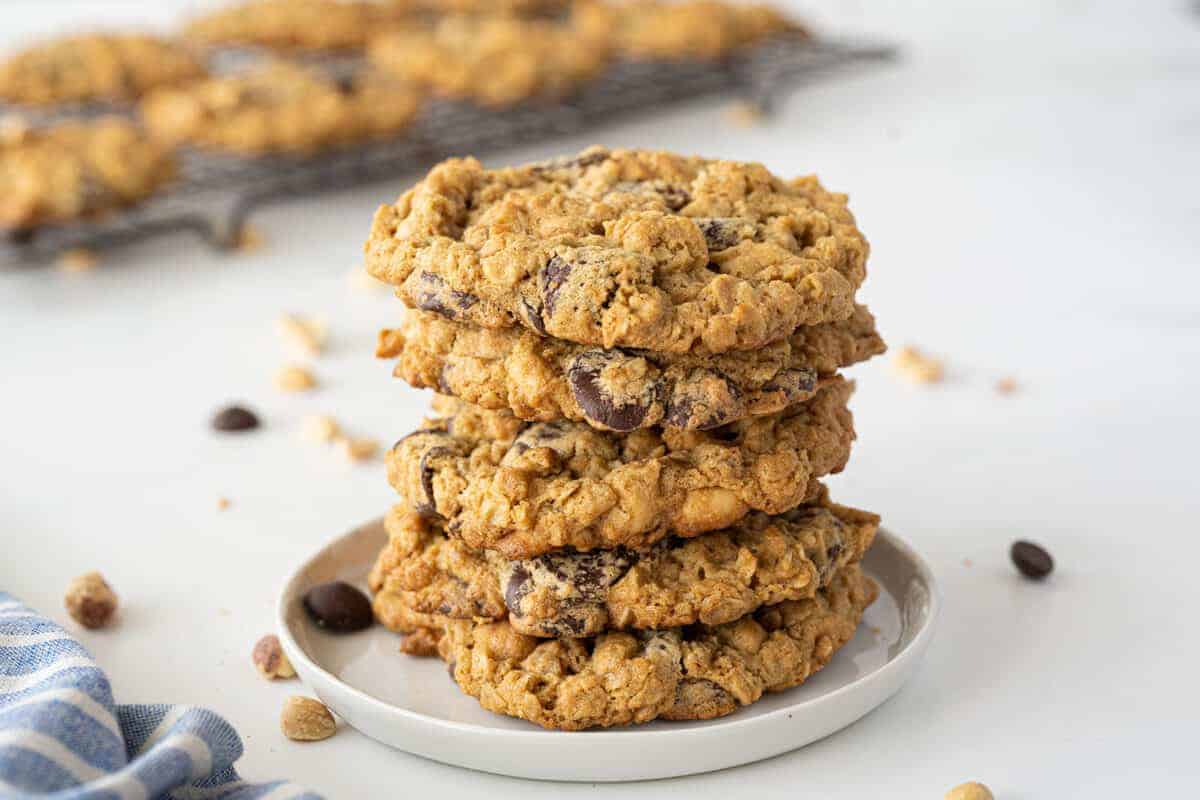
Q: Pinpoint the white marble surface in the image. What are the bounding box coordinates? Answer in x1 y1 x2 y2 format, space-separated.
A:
3 0 1199 796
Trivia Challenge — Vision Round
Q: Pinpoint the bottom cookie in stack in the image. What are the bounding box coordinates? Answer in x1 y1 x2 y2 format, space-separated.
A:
368 493 880 730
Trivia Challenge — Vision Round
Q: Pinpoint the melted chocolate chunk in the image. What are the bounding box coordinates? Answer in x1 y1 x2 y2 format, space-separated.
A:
664 371 744 429
412 271 479 321
660 185 692 211
417 444 457 517
539 255 572 319
519 295 547 335
694 218 741 251
566 350 662 432
761 368 819 404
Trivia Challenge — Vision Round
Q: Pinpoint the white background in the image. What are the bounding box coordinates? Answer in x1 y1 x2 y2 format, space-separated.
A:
3 0 1199 796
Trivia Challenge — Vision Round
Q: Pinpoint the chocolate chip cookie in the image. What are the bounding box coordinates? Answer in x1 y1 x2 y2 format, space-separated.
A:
420 566 875 729
185 0 412 52
385 378 855 557
378 305 882 432
370 493 877 641
140 62 423 155
573 1 806 61
0 118 175 230
367 15 609 108
0 33 206 107
365 147 869 354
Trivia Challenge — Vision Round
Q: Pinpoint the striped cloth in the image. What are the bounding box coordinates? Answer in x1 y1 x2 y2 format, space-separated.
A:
0 593 322 800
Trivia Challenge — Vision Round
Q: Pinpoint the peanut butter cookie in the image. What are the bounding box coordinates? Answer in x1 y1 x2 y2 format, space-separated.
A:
368 15 609 108
400 565 876 729
140 62 423 155
385 378 855 557
378 305 882 431
572 1 806 61
0 118 175 229
186 0 413 52
370 496 878 639
365 147 869 353
0 33 206 107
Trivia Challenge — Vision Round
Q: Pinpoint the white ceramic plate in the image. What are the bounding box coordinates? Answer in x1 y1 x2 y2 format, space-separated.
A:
278 518 939 782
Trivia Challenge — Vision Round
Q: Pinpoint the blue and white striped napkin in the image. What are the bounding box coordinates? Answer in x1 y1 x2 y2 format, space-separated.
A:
0 592 323 800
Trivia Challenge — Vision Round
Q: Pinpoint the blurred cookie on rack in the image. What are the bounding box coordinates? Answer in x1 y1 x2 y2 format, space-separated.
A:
0 33 206 107
0 117 175 229
140 61 424 156
572 0 806 61
185 0 415 52
368 14 609 108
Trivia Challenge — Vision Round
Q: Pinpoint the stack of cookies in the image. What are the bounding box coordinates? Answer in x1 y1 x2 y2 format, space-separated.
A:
364 146 886 730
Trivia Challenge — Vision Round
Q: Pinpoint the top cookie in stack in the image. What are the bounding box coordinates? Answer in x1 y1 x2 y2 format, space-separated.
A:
367 146 869 355
364 147 886 730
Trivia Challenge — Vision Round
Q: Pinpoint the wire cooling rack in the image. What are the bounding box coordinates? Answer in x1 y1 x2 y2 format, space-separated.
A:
1 37 894 265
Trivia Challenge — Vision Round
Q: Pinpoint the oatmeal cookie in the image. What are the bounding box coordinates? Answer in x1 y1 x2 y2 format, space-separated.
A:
185 0 413 52
385 378 855 556
415 0 567 13
370 496 877 638
365 147 869 353
140 62 423 155
0 118 175 229
0 33 206 107
378 305 882 431
572 1 806 61
368 15 609 108
426 566 875 729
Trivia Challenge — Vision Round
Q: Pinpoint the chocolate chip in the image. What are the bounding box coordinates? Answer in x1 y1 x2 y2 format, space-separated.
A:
302 581 373 633
564 150 609 169
1010 540 1053 579
411 271 479 321
660 186 692 211
665 371 744 429
211 405 260 432
762 368 818 404
504 565 532 614
756 607 784 632
392 428 444 449
519 295 547 335
694 218 741 251
539 255 572 319
417 445 457 517
566 350 662 432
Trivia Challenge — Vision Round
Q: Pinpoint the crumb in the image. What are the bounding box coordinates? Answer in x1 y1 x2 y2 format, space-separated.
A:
725 100 765 127
338 436 379 463
217 497 231 511
995 376 1019 395
277 314 327 357
962 558 973 567
892 345 944 384
302 415 341 443
64 572 118 629
276 365 317 393
348 264 388 292
58 248 98 272
235 225 265 252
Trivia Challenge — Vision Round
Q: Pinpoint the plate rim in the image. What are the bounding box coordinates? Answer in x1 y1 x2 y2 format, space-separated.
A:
277 516 940 742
